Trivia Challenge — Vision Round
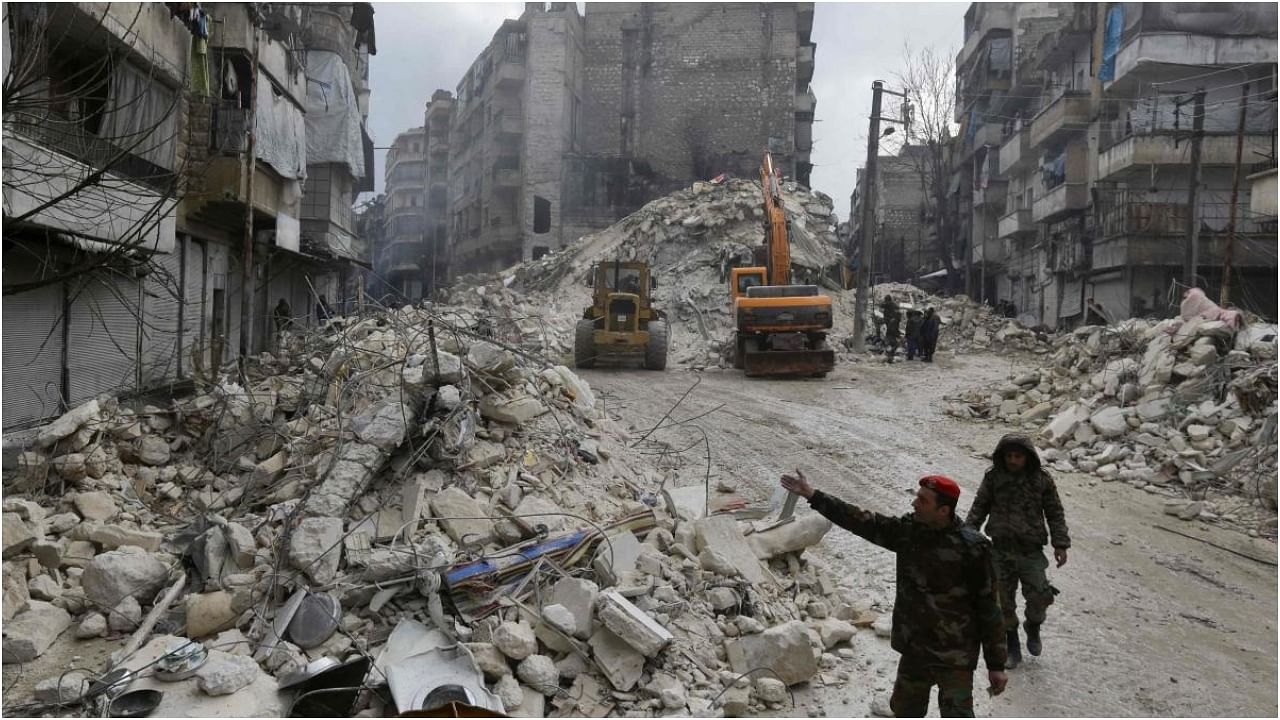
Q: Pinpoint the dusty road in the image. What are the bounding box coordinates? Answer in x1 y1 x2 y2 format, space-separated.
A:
582 353 1278 718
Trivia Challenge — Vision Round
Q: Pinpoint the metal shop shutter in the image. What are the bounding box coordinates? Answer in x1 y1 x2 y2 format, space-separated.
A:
2 261 66 429
141 248 183 385
67 273 141 405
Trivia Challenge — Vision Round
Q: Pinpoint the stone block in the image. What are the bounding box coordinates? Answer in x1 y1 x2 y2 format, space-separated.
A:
2 601 71 663
724 620 817 686
596 590 674 658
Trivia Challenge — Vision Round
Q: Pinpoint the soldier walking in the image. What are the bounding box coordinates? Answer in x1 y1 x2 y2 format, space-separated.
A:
965 434 1071 669
781 471 1008 717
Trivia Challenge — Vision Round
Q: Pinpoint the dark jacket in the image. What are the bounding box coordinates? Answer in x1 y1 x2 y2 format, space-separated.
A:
905 313 923 341
920 313 940 343
808 491 1008 671
966 434 1071 549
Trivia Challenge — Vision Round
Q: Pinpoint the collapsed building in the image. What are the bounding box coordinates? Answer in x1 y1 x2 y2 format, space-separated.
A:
2 295 890 715
381 1 818 302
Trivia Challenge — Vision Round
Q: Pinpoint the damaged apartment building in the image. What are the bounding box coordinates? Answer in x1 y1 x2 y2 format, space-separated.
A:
2 2 376 431
381 1 816 295
951 1 1277 327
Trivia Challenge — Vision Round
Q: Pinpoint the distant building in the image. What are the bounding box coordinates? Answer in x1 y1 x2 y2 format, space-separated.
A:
952 2 1277 325
388 2 817 279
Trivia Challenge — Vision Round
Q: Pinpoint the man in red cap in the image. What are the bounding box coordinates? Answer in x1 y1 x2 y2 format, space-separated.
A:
781 471 1008 717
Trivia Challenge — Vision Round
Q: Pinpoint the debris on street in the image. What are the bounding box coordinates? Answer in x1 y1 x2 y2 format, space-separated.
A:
2 304 879 717
946 305 1278 534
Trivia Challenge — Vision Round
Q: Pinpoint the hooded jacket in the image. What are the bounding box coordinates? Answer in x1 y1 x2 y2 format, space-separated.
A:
966 434 1071 549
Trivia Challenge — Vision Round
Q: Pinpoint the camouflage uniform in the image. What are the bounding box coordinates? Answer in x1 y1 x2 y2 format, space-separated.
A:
965 434 1070 631
808 490 1007 718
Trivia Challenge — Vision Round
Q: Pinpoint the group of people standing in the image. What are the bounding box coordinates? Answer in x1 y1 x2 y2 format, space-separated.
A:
880 294 940 363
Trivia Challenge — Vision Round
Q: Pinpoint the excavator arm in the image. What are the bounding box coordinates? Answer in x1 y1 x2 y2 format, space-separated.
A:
760 153 791 286
727 153 835 377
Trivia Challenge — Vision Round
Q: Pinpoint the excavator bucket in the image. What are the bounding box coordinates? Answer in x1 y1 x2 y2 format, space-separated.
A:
741 346 834 377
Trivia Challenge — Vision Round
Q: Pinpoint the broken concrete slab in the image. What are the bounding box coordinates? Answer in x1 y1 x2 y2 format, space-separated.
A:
592 530 644 586
548 577 598 639
287 517 344 585
1090 406 1128 438
480 395 548 425
2 601 71 663
353 401 415 450
748 514 832 560
197 651 261 695
306 441 385 519
402 470 446 534
2 514 36 559
72 491 119 522
596 590 675 658
36 399 101 448
588 626 646 691
724 620 817 686
692 515 772 586
3 563 30 621
431 486 496 547
68 523 163 552
811 618 856 650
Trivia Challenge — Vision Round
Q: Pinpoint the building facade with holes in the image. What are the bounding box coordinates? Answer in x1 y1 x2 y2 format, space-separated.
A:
2 2 375 431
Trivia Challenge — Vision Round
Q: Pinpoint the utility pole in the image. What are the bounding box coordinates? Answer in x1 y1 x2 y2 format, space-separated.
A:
852 81 884 353
1183 87 1206 288
1220 81 1250 307
238 25 261 366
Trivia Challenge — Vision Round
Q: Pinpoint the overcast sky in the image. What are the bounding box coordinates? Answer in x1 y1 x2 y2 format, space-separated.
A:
366 1 966 220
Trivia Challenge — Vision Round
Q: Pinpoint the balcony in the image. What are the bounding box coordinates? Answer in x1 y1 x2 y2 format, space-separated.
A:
973 179 1007 209
796 121 813 152
998 208 1034 239
1108 32 1279 94
1029 92 1090 149
797 43 815 84
966 122 1004 159
1032 182 1088 223
497 114 523 139
998 128 1031 175
795 88 816 118
496 62 526 91
1099 132 1276 181
958 6 1014 70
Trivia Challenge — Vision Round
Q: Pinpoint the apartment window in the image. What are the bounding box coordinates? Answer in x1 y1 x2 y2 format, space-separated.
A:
533 196 551 234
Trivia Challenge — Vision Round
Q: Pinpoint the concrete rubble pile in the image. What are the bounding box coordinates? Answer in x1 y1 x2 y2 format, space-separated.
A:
836 282 1048 360
443 178 846 369
2 307 883 717
945 309 1278 534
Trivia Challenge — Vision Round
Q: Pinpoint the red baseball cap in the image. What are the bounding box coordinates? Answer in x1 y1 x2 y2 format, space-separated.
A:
919 475 961 501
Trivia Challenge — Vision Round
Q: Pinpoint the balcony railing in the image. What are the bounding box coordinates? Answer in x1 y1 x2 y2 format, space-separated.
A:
998 208 1034 239
998 127 1031 175
1030 91 1090 149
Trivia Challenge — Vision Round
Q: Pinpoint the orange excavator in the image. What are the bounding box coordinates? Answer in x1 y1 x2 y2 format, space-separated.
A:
729 153 835 377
